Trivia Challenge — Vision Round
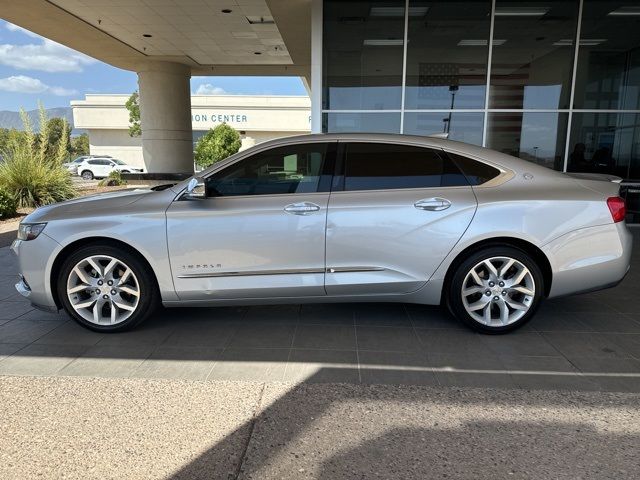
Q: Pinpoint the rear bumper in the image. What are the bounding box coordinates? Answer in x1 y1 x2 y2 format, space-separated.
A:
543 222 632 298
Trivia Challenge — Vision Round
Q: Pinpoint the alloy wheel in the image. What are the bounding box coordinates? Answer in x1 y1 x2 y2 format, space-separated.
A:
461 256 535 327
66 255 140 325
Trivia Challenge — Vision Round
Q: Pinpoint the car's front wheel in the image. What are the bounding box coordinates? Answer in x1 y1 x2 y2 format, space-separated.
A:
447 246 544 334
57 244 158 332
81 170 94 180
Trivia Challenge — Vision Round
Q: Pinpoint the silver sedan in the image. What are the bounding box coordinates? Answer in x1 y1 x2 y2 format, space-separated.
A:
12 134 632 333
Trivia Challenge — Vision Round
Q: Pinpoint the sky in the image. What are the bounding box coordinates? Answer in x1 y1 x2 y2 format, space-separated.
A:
0 20 307 112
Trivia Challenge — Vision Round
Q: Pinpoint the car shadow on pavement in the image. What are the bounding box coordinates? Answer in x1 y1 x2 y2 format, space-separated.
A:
165 374 640 479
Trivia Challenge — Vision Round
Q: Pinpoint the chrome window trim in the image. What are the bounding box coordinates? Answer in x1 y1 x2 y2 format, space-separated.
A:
328 185 474 196
179 191 330 202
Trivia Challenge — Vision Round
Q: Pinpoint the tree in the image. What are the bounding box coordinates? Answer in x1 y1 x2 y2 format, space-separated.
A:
70 133 89 156
194 123 242 168
45 117 68 148
42 117 72 159
125 91 141 137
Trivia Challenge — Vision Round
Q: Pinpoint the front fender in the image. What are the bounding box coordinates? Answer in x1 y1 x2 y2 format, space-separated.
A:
44 215 178 303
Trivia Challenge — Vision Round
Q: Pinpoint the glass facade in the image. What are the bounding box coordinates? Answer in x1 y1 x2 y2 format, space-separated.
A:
486 112 569 170
321 0 640 181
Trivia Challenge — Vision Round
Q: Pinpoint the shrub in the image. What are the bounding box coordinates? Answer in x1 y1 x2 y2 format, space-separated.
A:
99 170 127 187
194 123 241 168
0 105 76 208
0 189 17 219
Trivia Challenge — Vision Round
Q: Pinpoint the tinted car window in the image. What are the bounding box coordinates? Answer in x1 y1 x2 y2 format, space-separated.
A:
343 143 468 191
207 143 328 197
447 152 501 186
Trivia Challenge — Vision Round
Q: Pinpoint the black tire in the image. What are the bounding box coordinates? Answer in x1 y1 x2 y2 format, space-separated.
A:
446 246 544 334
57 243 159 332
81 170 94 180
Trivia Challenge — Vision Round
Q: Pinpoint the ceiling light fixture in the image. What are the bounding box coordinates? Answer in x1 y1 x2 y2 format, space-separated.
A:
246 15 275 24
142 34 152 38
608 6 640 16
254 51 262 55
494 7 549 16
457 39 506 46
553 38 607 46
363 39 404 46
369 6 429 17
221 9 232 14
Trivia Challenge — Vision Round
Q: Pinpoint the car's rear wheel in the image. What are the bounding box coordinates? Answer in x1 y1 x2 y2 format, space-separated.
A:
81 170 94 180
447 246 544 334
57 244 158 332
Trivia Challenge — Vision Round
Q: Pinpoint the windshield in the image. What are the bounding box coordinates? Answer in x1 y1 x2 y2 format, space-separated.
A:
113 159 127 165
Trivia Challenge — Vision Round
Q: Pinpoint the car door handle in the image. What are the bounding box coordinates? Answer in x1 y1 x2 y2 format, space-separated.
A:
284 202 321 215
414 197 451 211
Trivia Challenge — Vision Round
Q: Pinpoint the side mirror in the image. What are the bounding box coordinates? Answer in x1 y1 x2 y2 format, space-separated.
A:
185 176 207 199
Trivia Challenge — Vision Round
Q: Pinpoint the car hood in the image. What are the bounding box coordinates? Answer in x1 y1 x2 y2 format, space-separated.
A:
23 188 157 223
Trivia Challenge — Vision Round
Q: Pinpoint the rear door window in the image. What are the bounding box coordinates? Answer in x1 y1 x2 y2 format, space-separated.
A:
342 143 469 191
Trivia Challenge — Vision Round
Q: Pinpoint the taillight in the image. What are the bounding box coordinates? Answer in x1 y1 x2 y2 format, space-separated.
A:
607 196 626 223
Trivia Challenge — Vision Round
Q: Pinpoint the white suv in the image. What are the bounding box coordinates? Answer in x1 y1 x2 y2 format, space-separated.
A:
77 158 143 180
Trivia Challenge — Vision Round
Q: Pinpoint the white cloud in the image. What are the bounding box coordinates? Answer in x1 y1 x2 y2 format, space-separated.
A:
0 22 97 73
195 83 228 95
0 75 77 96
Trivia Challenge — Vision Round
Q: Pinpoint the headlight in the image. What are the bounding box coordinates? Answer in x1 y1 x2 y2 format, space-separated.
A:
17 223 47 241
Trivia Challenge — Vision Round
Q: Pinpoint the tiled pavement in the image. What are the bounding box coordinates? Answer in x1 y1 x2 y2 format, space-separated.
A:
1 232 640 392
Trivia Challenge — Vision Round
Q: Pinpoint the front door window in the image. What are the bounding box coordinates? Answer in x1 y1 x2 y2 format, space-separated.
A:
207 143 329 196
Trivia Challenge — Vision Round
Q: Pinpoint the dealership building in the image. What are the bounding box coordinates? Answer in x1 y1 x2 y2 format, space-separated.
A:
71 94 311 168
4 0 640 181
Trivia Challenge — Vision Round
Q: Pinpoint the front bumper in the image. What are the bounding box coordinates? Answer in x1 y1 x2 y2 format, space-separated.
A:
13 273 59 312
11 235 61 311
15 274 31 298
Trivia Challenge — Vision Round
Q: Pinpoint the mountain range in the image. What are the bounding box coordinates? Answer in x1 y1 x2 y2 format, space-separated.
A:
0 107 74 131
